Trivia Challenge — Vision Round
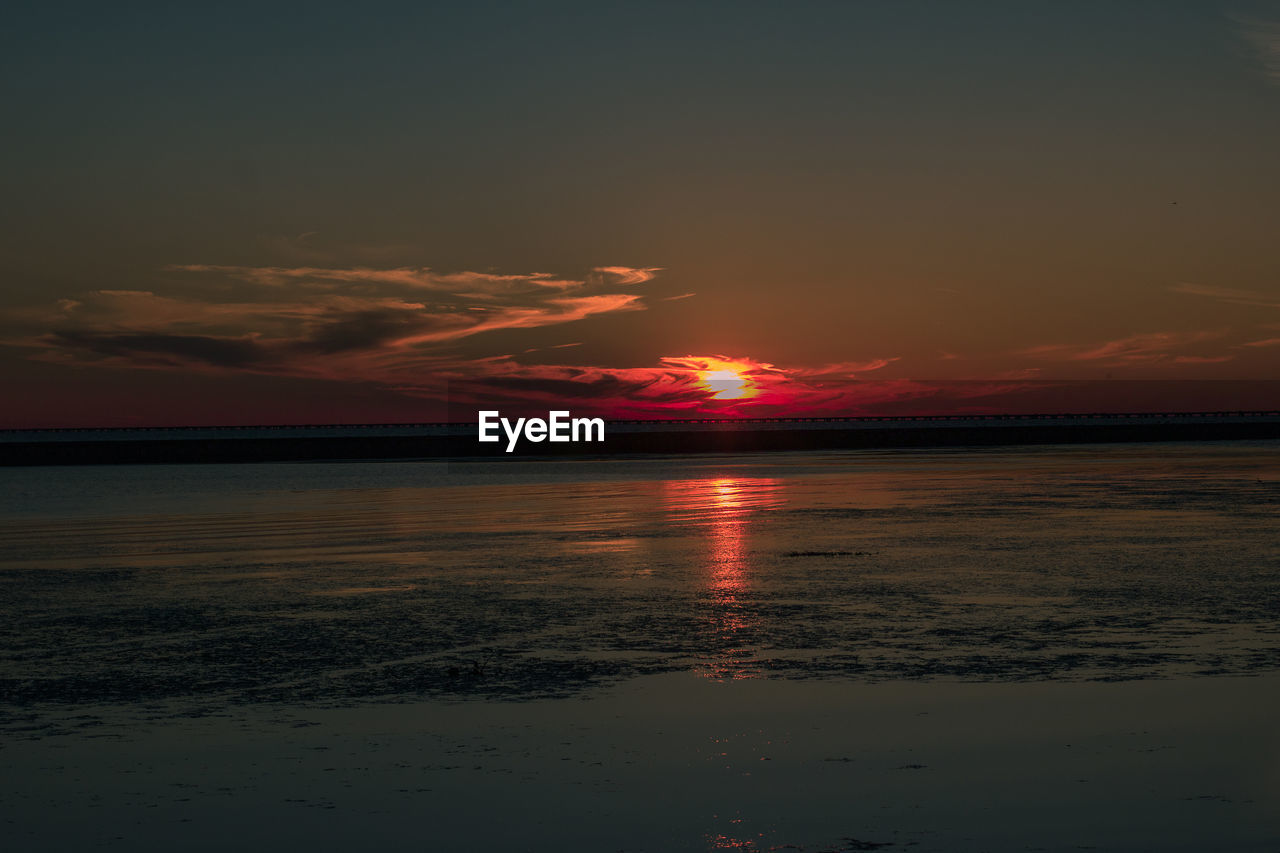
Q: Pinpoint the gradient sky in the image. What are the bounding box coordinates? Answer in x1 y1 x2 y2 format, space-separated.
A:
2 1 1278 426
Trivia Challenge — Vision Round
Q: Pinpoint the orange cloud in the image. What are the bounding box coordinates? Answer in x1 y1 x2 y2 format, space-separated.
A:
1025 331 1225 364
166 264 662 294
790 358 900 377
590 266 663 285
4 264 657 384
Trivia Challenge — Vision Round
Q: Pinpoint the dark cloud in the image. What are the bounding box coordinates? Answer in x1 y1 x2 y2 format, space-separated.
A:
463 372 706 404
46 330 271 369
295 309 437 355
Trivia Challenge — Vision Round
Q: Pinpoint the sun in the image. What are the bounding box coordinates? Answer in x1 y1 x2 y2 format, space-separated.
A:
666 354 765 404
701 367 753 400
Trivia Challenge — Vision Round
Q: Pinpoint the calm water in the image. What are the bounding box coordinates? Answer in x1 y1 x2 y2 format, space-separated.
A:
1 443 1278 720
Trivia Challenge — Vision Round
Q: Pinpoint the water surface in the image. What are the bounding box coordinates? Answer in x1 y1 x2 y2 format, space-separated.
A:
1 442 1277 719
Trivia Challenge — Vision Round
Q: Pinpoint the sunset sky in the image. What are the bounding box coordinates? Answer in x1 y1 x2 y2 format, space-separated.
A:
2 1 1278 426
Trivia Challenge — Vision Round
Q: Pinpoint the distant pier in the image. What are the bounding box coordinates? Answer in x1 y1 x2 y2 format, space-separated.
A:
1 412 1277 465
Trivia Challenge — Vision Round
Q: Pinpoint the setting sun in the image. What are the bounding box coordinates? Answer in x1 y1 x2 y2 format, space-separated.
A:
661 355 769 405
701 368 753 400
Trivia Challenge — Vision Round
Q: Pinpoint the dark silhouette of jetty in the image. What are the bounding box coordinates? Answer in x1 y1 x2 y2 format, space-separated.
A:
1 412 1276 466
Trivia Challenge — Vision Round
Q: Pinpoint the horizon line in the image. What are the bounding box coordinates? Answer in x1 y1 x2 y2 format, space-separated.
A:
4 409 1280 435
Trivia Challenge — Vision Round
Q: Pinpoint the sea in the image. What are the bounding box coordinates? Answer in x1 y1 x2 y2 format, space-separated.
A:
2 441 1278 851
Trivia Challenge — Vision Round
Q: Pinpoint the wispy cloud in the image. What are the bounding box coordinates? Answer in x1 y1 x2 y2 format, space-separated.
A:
164 264 658 294
1240 337 1280 348
590 266 663 285
1171 355 1234 364
5 264 657 380
790 358 900 378
658 354 785 377
1234 13 1280 85
1171 283 1280 309
1024 330 1226 364
521 341 584 354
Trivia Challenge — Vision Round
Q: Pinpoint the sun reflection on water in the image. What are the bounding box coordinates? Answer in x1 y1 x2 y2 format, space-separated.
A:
662 477 783 680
